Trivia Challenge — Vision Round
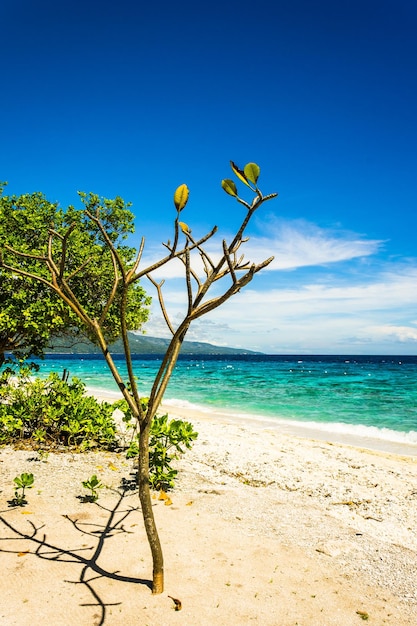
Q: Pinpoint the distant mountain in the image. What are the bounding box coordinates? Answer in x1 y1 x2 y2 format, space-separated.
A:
47 333 263 356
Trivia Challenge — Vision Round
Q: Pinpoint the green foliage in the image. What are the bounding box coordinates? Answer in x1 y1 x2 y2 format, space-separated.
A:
66 192 151 345
1 371 197 489
11 472 34 506
37 449 49 462
244 162 260 185
134 417 197 490
0 185 150 365
222 160 265 197
119 402 198 490
0 371 118 450
221 178 238 197
148 415 198 490
0 188 71 365
81 474 103 502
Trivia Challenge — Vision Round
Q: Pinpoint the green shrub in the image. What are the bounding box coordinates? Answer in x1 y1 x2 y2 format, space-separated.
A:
0 372 117 450
115 399 198 490
0 372 198 489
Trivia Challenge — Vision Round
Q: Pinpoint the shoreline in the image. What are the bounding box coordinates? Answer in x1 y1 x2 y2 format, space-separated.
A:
87 385 417 458
162 400 417 458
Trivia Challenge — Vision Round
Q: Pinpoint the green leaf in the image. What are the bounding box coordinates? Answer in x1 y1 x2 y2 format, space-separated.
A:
89 475 101 488
221 179 238 197
23 473 34 487
173 184 189 212
244 162 260 184
14 473 34 488
230 161 251 188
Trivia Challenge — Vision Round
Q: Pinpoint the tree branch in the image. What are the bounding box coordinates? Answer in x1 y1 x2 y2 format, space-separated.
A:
147 321 190 422
185 248 193 316
99 252 121 325
191 256 274 320
3 244 48 263
85 210 127 282
126 237 145 283
222 239 236 284
58 222 77 279
146 275 175 335
134 226 218 282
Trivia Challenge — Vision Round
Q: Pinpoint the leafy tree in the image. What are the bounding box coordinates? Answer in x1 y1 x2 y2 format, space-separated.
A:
0 185 150 366
0 161 277 593
0 186 68 366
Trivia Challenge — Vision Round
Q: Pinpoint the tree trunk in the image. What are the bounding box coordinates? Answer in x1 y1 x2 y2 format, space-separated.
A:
138 420 164 593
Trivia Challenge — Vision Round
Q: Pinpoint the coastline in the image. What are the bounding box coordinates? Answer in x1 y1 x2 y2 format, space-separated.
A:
88 385 417 458
37 353 417 449
0 388 416 624
161 399 417 458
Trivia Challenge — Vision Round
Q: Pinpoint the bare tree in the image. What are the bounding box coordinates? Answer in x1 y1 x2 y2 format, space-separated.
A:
0 161 276 593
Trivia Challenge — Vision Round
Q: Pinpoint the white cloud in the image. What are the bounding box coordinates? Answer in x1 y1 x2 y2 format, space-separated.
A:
245 219 383 270
145 312 236 345
142 261 417 353
225 270 417 315
366 324 417 343
137 216 417 353
137 218 383 281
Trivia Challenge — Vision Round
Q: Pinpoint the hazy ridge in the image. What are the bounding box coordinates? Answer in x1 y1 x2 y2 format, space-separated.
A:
47 332 263 356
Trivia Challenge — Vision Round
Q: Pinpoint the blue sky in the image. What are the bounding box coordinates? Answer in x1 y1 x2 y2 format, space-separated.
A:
2 0 417 354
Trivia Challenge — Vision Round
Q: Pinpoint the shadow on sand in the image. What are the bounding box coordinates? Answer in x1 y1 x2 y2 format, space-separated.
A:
0 480 152 626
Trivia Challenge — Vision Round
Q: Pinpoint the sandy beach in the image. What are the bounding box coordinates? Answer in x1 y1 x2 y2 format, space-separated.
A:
0 396 416 625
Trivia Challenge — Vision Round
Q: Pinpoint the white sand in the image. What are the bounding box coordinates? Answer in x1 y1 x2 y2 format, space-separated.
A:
0 390 416 625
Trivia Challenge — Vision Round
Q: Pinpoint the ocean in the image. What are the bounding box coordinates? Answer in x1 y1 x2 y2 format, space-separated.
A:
34 354 417 452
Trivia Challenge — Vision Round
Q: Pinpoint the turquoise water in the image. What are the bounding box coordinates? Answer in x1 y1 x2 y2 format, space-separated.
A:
35 354 417 446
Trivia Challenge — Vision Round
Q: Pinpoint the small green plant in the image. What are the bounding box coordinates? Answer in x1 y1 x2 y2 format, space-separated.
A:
11 472 34 506
37 449 49 462
123 410 198 490
81 474 103 502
